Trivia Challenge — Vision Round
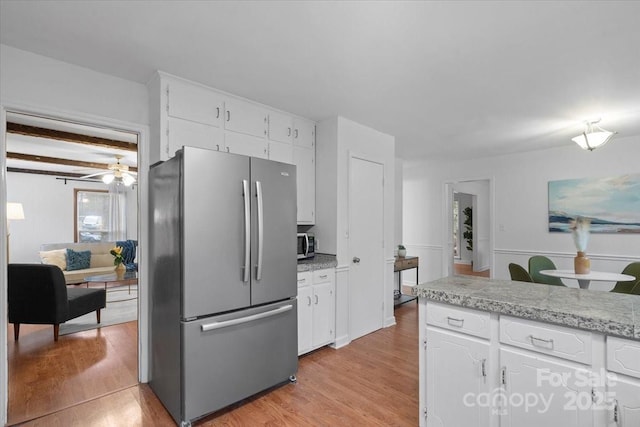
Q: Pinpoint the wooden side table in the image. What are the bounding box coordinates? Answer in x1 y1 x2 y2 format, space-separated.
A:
394 256 418 307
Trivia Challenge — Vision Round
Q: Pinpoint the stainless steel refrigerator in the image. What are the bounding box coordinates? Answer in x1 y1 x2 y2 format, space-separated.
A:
149 146 298 426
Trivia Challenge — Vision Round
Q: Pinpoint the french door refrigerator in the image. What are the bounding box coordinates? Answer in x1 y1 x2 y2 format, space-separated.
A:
149 146 298 426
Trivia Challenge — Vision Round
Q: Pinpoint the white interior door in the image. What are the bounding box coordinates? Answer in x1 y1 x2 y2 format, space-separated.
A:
349 156 384 341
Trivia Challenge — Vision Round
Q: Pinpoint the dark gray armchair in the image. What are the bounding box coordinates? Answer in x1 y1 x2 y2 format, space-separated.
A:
8 264 106 341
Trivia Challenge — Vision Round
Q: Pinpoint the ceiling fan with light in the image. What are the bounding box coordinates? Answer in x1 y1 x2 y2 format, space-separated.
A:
80 155 137 186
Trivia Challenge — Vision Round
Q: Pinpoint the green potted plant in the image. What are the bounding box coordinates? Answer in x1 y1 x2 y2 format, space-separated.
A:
397 244 407 258
462 207 473 252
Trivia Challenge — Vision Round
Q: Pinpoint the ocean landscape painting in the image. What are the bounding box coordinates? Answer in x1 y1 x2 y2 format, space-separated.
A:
548 174 640 233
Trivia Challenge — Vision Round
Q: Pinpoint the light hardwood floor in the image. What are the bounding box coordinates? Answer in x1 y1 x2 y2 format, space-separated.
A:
7 321 139 425
454 262 490 278
9 303 419 426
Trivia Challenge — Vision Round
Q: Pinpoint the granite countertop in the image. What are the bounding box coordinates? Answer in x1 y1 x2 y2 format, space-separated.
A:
414 276 640 340
297 253 338 272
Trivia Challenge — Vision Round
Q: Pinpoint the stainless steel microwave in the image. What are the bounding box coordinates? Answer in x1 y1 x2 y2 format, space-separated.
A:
297 232 315 259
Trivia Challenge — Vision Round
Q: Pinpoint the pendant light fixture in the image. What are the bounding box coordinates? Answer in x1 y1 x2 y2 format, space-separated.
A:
571 119 616 151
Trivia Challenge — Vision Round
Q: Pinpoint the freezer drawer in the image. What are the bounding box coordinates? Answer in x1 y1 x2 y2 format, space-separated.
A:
181 299 298 423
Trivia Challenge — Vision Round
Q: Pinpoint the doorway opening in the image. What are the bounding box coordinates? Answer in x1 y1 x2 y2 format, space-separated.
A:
5 111 140 425
445 179 493 278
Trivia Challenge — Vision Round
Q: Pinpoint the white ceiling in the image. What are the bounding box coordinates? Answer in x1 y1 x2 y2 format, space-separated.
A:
1 1 639 162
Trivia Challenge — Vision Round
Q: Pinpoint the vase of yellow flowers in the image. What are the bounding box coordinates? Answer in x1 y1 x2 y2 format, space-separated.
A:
570 217 591 274
111 246 126 278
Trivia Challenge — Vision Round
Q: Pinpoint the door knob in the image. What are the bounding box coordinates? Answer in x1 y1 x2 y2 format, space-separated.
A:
353 257 361 264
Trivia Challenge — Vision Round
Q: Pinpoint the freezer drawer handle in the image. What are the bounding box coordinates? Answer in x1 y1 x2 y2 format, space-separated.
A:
201 304 293 332
242 179 251 283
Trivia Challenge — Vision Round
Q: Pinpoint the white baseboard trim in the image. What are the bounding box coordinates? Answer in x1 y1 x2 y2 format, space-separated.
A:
330 334 351 349
384 315 397 328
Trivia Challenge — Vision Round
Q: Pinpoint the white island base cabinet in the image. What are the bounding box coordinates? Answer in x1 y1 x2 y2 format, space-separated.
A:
426 328 491 427
420 300 640 427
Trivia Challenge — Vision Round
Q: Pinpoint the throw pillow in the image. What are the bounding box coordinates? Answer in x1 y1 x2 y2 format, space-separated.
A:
66 248 91 271
39 249 67 270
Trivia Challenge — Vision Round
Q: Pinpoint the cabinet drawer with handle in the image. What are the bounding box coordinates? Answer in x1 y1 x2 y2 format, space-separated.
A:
426 301 490 339
499 316 592 364
607 336 640 379
313 269 334 285
297 271 312 288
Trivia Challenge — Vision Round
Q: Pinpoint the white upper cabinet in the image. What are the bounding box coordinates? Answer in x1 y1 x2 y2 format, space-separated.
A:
224 98 268 139
293 145 315 224
149 72 316 224
167 117 224 158
268 140 293 164
293 117 315 148
167 80 223 127
225 132 268 159
268 110 293 144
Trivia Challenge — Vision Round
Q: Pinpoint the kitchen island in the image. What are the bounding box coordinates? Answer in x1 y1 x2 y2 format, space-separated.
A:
414 276 640 427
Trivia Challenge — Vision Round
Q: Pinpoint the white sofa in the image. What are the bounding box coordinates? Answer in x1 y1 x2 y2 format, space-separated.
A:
39 242 118 284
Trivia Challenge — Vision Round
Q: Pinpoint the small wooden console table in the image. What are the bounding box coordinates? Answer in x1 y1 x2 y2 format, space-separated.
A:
394 256 418 307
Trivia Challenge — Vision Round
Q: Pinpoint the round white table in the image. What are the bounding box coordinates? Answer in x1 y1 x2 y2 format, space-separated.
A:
539 269 635 290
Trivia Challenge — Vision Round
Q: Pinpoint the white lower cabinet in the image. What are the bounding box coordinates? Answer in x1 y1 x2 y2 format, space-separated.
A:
606 374 640 427
426 327 491 427
297 269 335 355
605 336 640 427
420 300 640 427
500 347 593 427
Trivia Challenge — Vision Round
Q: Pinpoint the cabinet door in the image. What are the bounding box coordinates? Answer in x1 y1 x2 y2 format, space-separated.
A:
293 118 315 148
167 79 223 127
224 98 268 138
167 117 224 158
500 347 593 427
312 281 335 347
225 132 268 159
269 141 293 164
297 285 313 355
426 327 491 427
607 374 640 427
293 146 315 224
269 111 293 144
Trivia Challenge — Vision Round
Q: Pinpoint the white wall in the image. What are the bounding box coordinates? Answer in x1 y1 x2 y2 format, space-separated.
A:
0 45 148 124
403 135 640 290
395 157 404 250
316 116 396 344
6 172 138 263
0 45 151 423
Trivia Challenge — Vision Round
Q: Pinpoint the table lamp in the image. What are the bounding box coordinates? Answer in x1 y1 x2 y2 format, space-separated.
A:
7 202 25 263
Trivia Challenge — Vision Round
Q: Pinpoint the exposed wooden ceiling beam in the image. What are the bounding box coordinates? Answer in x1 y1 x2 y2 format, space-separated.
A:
7 122 138 152
7 167 97 179
7 152 138 173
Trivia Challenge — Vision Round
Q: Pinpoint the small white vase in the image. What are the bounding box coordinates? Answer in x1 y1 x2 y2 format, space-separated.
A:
398 249 407 258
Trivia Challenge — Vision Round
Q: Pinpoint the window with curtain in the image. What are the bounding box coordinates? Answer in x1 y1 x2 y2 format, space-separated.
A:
74 188 126 242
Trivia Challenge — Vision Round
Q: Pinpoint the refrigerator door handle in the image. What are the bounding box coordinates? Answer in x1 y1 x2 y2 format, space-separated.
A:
255 180 264 281
242 179 251 283
201 304 293 332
